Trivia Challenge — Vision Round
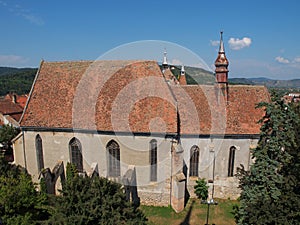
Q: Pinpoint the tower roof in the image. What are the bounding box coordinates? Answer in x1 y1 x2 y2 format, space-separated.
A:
162 49 168 66
219 31 225 53
215 31 229 66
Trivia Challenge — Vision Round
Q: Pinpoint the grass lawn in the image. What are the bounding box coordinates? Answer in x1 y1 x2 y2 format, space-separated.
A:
140 198 238 225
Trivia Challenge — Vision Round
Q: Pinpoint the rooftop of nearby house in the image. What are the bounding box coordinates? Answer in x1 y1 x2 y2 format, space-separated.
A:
20 60 270 136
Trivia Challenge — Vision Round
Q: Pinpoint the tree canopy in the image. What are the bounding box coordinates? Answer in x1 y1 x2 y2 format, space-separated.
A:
236 98 300 224
47 163 147 225
0 156 49 225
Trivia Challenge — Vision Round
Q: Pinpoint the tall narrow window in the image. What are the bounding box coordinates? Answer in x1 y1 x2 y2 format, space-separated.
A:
35 134 44 173
150 139 157 182
189 145 199 177
107 140 120 177
228 146 236 177
69 137 83 173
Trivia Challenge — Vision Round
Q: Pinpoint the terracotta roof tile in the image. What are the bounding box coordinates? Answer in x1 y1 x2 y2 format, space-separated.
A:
21 60 270 136
172 85 270 135
0 98 23 115
21 60 178 133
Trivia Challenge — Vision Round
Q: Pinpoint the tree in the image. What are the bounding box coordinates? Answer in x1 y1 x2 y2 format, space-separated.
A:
0 156 49 225
0 124 19 162
48 165 147 225
194 178 208 200
236 98 300 224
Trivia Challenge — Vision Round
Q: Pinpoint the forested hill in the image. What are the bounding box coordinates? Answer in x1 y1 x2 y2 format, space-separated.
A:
0 67 37 96
0 65 299 96
229 77 300 88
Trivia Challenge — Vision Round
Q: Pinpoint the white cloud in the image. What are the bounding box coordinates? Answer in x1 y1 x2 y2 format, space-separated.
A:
0 55 29 65
1 1 44 26
293 57 300 63
275 56 290 64
170 59 183 66
228 37 252 50
20 13 44 26
210 40 219 47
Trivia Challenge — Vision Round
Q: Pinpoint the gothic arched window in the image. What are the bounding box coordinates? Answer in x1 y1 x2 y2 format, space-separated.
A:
69 137 83 173
228 146 236 177
107 140 120 177
150 139 157 181
189 145 199 177
35 134 44 173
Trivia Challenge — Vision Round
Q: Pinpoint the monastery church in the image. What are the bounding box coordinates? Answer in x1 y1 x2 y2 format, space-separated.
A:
13 33 270 212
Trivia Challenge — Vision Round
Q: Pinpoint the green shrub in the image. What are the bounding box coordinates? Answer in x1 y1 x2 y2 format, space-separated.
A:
194 178 208 200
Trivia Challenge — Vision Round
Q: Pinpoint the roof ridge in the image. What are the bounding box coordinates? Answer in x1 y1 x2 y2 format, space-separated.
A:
42 59 158 64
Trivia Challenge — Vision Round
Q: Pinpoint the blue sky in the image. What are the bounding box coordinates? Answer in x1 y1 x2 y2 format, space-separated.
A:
1 0 300 79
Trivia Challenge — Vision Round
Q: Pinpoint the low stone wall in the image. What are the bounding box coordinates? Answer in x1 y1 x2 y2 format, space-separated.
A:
138 191 170 206
187 177 240 200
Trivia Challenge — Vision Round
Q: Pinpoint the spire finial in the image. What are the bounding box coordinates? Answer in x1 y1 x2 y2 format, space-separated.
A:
219 31 225 53
181 64 185 74
162 48 168 69
163 48 168 65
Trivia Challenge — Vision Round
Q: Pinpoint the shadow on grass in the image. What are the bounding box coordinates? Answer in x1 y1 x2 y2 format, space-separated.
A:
180 199 195 225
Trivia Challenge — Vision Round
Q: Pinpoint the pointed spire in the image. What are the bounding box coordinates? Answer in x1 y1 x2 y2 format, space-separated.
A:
162 48 168 69
215 31 229 82
214 31 229 102
219 31 225 53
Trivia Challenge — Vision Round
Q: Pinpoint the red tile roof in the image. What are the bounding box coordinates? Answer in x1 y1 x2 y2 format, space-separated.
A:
21 60 270 135
21 60 178 133
16 95 28 108
172 85 270 135
0 98 23 114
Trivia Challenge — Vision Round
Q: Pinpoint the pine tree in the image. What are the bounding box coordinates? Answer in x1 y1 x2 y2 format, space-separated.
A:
236 98 300 224
0 156 49 225
48 174 147 225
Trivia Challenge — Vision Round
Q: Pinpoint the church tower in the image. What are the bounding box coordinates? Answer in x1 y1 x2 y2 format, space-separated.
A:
215 31 229 101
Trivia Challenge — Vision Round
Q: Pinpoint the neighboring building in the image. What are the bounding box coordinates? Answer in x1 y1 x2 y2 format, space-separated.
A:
13 33 270 212
283 93 300 103
0 93 28 127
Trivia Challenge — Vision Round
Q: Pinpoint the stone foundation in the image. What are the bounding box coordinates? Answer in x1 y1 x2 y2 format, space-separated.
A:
187 176 240 200
138 191 170 206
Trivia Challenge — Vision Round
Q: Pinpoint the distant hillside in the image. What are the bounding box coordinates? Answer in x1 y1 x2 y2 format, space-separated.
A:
0 67 37 96
229 77 300 88
169 65 214 85
171 65 300 88
0 65 299 97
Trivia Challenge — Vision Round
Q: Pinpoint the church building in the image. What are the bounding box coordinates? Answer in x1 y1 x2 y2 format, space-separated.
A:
13 33 270 212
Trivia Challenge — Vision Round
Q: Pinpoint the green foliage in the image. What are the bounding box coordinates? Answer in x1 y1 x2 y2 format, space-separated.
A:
0 67 37 95
48 175 147 225
0 124 19 162
0 156 49 224
236 98 300 224
0 124 19 146
66 162 78 181
194 178 208 200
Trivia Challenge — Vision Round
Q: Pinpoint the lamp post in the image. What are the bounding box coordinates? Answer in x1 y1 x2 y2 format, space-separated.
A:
201 144 217 225
201 198 218 225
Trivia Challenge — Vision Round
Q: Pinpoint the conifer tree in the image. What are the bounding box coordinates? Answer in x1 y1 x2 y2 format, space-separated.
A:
48 167 147 225
0 156 49 224
236 98 300 224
